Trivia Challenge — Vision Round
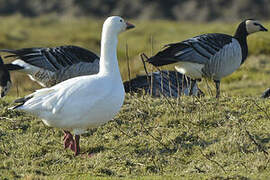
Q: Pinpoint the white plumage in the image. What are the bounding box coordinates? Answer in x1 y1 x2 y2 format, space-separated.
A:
12 16 135 155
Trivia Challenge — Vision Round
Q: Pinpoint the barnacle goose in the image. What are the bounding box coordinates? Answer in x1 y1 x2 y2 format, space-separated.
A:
10 16 135 156
147 19 268 98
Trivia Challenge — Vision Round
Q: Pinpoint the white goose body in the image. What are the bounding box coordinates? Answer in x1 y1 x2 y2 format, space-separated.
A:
12 16 134 155
22 74 124 130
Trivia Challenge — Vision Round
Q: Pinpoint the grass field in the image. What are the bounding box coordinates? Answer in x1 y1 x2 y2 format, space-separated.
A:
0 16 270 179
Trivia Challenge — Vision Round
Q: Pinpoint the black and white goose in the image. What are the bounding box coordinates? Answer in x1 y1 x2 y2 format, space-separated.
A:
147 19 268 98
1 46 99 87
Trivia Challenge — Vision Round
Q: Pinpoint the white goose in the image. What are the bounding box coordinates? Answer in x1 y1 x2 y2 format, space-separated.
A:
11 16 135 156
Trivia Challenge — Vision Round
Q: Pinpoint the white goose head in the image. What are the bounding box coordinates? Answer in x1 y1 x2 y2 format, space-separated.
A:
100 16 135 75
102 16 135 35
245 19 268 34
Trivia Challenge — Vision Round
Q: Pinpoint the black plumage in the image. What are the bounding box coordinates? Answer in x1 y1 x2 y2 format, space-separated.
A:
233 20 248 64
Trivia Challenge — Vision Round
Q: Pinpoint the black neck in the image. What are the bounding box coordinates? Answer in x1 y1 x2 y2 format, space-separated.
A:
234 21 248 64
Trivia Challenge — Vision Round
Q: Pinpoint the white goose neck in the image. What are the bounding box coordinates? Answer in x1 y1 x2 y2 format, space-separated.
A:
99 27 120 77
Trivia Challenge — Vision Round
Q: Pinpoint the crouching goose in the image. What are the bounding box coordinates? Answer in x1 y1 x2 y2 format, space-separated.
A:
10 16 135 156
147 19 268 98
124 70 203 97
0 45 100 87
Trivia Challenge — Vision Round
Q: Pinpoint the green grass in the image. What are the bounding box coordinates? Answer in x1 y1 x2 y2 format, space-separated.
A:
1 95 270 179
0 16 270 179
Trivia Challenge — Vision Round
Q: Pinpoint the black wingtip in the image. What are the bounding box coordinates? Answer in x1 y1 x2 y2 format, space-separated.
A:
10 95 33 109
14 95 33 104
144 44 181 67
142 52 166 67
147 56 176 67
146 56 158 66
9 103 24 110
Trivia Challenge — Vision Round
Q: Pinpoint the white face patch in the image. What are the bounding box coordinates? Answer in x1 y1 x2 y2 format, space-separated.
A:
246 20 262 34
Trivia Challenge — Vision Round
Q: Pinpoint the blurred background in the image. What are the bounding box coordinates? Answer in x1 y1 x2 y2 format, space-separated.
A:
0 0 270 21
0 0 269 97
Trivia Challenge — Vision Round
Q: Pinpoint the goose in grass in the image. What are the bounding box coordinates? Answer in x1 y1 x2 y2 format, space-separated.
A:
10 16 135 156
147 19 268 98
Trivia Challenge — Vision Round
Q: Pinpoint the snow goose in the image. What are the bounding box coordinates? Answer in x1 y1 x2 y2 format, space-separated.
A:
10 16 135 156
0 56 11 97
147 19 268 98
0 46 99 87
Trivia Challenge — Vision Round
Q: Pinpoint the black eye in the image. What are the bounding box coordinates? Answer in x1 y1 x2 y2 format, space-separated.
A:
120 19 123 22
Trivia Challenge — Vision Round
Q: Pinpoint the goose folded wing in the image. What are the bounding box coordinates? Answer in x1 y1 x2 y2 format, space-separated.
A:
15 77 108 116
148 33 233 66
0 46 99 72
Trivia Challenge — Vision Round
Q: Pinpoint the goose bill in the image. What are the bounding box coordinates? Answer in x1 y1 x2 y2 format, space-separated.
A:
260 25 268 31
126 22 135 30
